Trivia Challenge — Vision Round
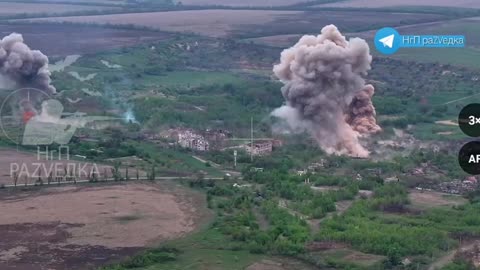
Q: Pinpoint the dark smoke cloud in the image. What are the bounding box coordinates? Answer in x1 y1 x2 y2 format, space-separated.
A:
346 84 381 134
272 24 380 157
0 33 55 94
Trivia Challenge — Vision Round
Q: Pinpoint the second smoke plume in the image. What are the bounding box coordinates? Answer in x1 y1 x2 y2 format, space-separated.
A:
0 33 55 94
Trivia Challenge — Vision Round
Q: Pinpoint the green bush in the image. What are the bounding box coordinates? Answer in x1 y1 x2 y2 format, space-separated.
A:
101 248 179 269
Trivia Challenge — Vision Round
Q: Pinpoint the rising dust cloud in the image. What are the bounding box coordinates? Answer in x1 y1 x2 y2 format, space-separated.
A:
0 33 55 94
272 24 381 157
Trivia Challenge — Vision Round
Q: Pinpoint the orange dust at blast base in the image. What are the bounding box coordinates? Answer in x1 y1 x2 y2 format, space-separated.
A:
23 111 36 123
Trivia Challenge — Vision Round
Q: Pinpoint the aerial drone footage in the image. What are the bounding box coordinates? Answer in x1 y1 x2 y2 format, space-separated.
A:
0 0 479 269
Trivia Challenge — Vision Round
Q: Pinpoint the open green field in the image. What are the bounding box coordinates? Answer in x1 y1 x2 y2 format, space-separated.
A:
367 46 480 72
139 229 264 270
355 17 480 69
392 18 480 68
395 48 480 70
411 122 464 141
102 224 318 270
397 17 480 45
141 71 245 88
130 141 224 177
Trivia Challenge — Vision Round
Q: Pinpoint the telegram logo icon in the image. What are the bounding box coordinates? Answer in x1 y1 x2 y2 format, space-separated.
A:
379 34 394 48
375 27 401 55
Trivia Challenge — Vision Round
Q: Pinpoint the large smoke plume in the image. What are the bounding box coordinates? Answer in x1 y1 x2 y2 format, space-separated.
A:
0 33 55 94
272 25 380 157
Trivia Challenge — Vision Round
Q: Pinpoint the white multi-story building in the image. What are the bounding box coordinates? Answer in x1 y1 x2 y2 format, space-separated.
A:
176 129 210 151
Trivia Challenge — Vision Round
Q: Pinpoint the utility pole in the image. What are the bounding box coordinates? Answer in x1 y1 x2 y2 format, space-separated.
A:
234 150 237 169
250 117 253 162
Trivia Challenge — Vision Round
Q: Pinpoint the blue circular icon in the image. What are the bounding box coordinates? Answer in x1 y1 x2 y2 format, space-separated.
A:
374 27 401 55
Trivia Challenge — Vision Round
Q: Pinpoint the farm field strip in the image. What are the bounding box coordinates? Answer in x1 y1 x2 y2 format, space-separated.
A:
25 0 128 5
315 0 480 8
15 9 450 38
17 10 301 38
0 24 172 56
0 2 119 16
176 0 314 7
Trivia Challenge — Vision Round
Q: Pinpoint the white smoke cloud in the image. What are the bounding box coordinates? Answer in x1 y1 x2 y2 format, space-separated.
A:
272 24 381 157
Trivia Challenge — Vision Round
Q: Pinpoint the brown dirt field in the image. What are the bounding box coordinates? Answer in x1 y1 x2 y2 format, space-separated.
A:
48 0 126 4
409 190 467 209
0 24 171 56
0 2 116 16
0 181 211 270
310 248 385 267
316 0 480 8
21 10 301 38
342 249 385 267
234 11 446 39
21 10 447 39
179 0 304 7
246 258 317 270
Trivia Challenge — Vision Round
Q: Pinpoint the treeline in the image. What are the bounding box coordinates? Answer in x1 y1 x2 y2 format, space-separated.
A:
195 164 358 255
314 182 480 267
315 183 450 266
201 180 311 255
99 247 179 270
190 162 359 255
68 127 137 160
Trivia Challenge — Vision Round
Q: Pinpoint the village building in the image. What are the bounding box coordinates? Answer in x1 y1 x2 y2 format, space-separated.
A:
177 129 210 151
245 140 273 156
204 129 231 150
437 176 478 194
156 128 210 151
